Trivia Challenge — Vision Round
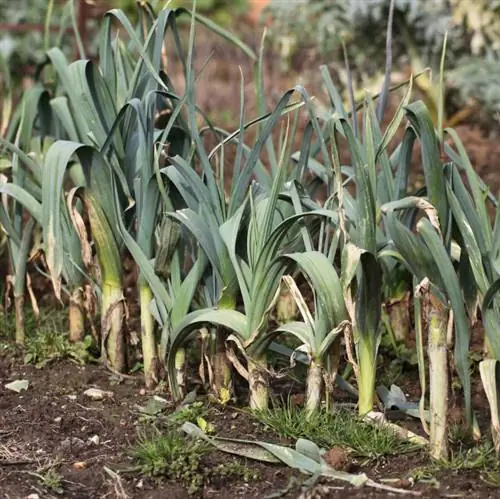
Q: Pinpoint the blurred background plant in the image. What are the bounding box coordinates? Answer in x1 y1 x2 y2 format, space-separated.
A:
263 0 500 126
165 0 248 25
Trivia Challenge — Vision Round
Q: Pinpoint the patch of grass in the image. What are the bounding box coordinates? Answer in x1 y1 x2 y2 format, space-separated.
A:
254 403 421 460
0 308 95 367
0 307 63 339
24 329 93 368
410 440 500 486
132 428 211 495
37 467 64 494
131 427 261 494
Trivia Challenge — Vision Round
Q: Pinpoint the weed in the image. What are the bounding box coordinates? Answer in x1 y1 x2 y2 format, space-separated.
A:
410 440 500 485
131 426 261 494
0 308 94 367
211 460 260 483
132 428 210 495
254 402 421 460
29 461 64 495
39 467 64 494
24 330 93 368
169 401 210 426
0 308 42 339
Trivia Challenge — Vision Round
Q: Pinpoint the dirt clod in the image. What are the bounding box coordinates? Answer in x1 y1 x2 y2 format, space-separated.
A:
323 447 351 471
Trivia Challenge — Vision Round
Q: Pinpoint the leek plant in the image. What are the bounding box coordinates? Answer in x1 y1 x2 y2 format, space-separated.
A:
0 84 53 343
440 129 500 449
164 96 337 409
33 140 127 371
280 11 415 412
117 203 208 396
275 252 349 416
158 17 307 399
165 196 318 410
382 197 466 460
31 5 254 382
0 138 89 345
381 103 474 459
324 92 411 416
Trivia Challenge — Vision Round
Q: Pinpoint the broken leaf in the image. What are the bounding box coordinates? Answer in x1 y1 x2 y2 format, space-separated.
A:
5 379 29 393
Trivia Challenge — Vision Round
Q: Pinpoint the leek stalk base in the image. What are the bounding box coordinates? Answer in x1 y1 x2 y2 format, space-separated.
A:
69 287 85 342
175 348 186 398
102 283 126 373
213 328 233 399
14 295 25 345
357 334 377 415
305 360 323 417
248 355 269 411
428 294 449 460
140 283 159 389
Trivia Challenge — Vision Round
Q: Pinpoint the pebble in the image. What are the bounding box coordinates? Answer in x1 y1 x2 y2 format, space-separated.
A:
83 388 114 400
88 435 100 445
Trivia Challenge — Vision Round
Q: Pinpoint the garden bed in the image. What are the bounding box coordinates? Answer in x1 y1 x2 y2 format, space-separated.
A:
3 4 500 499
0 346 498 498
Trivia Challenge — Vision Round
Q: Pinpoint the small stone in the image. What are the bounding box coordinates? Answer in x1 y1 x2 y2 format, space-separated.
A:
54 417 62 424
60 437 85 450
26 494 40 499
73 461 87 470
83 388 114 400
88 435 100 445
139 388 146 396
136 479 144 489
67 394 77 401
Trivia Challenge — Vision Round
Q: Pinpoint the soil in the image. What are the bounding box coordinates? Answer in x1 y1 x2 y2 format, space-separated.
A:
0 350 498 499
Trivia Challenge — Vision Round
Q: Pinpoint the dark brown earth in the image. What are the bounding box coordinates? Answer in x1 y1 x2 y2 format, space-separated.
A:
0 350 498 499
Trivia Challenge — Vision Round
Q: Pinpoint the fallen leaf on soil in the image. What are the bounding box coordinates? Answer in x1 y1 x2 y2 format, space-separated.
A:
322 447 351 471
5 379 29 393
365 411 428 446
136 395 168 415
83 388 114 400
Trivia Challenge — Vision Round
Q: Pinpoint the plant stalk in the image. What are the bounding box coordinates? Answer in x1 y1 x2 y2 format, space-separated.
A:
212 327 233 399
325 337 341 412
357 333 377 415
69 287 85 342
85 193 126 372
174 347 186 398
427 293 449 460
101 282 126 372
248 354 269 411
305 359 323 417
14 294 25 344
139 279 159 388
